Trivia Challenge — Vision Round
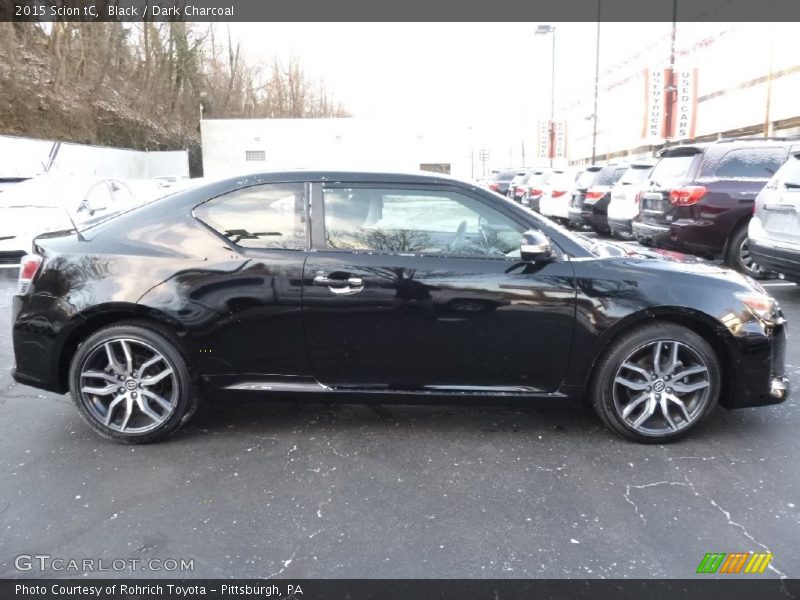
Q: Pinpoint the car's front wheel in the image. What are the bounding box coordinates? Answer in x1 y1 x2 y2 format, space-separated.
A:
591 323 720 443
69 321 198 444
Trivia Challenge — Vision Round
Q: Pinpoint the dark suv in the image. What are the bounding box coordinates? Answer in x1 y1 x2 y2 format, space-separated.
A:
632 138 800 276
487 169 527 196
567 165 603 229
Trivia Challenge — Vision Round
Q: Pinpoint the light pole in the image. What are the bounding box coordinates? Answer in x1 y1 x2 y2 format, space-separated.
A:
535 25 556 167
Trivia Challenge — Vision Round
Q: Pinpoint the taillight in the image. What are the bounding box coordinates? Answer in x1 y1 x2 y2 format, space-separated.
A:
530 188 543 196
585 190 605 200
18 254 42 294
634 192 642 205
551 190 567 198
669 186 707 206
489 182 500 191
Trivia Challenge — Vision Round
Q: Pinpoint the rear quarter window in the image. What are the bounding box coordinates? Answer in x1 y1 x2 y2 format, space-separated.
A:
702 147 788 180
649 155 697 186
778 156 800 184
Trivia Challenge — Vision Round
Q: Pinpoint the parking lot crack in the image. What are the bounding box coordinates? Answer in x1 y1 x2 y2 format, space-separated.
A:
623 481 689 525
681 475 789 583
268 549 298 578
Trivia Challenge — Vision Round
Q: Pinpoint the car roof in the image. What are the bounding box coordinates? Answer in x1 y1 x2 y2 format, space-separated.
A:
204 169 469 187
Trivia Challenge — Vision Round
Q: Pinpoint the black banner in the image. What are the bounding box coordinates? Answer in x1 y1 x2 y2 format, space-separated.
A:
3 0 800 22
2 579 800 600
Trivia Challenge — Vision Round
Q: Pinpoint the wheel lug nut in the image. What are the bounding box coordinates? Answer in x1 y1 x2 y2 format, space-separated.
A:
666 388 673 394
656 394 661 400
651 374 657 380
647 386 652 391
118 387 124 393
131 392 137 398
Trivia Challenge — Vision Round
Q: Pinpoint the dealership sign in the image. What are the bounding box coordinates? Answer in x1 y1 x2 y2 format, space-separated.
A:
537 120 568 160
673 68 698 140
642 67 699 142
642 68 668 142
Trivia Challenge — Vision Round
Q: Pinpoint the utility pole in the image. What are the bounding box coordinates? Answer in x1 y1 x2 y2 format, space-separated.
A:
591 1 601 164
535 25 557 167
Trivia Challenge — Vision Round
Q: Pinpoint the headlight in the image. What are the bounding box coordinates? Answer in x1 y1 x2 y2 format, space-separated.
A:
735 291 779 323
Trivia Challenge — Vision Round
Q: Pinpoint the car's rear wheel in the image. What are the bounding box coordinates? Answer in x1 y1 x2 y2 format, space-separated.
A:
69 322 198 444
591 323 720 443
727 224 766 279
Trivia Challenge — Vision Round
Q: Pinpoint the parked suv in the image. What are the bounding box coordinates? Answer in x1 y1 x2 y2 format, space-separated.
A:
607 161 655 239
488 169 527 196
749 150 800 281
519 169 554 211
632 138 799 276
567 165 603 229
579 164 630 235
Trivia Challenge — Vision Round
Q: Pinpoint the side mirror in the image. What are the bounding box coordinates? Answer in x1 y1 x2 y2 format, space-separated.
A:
84 196 107 214
520 230 553 262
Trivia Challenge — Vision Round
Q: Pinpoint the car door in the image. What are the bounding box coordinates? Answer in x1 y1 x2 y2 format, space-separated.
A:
188 181 310 377
302 181 577 392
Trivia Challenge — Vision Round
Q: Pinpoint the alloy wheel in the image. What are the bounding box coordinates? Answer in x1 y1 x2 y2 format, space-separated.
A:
738 237 765 277
612 340 711 436
78 338 178 434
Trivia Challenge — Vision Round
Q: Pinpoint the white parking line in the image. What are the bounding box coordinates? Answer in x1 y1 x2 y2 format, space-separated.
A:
0 265 19 269
763 282 797 287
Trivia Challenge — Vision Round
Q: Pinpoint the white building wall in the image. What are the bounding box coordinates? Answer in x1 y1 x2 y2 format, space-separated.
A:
201 118 473 179
563 23 800 162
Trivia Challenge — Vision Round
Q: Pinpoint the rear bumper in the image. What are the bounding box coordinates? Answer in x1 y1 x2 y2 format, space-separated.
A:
12 293 71 394
632 218 725 258
522 195 542 212
581 206 610 233
749 240 800 281
568 207 590 228
608 217 633 235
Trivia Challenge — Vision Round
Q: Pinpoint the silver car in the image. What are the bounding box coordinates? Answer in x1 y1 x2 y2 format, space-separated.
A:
749 150 800 281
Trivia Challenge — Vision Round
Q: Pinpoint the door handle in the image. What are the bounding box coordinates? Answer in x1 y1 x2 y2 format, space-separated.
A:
313 274 364 294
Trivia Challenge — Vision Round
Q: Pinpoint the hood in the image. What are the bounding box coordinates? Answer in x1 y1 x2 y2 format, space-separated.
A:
0 205 72 237
592 239 758 287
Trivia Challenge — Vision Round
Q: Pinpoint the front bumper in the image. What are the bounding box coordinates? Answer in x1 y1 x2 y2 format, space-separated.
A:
725 317 789 409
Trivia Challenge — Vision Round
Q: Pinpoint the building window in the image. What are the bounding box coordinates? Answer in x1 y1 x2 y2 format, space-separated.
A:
245 150 265 161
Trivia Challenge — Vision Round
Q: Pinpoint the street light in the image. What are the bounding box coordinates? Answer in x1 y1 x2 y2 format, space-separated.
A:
535 24 556 167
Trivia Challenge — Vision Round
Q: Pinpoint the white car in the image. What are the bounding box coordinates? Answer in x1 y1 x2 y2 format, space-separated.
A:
539 169 582 224
0 175 173 264
749 151 800 280
606 161 655 239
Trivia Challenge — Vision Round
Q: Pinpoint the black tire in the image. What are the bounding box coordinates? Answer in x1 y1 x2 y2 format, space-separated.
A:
591 322 721 443
68 321 199 444
726 224 766 279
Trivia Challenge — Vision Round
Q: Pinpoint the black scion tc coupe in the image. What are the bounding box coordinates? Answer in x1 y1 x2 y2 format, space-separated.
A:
11 171 789 444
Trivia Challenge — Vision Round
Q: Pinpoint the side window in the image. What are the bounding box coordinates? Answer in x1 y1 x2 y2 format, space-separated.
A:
322 187 525 258
194 183 306 249
711 148 787 179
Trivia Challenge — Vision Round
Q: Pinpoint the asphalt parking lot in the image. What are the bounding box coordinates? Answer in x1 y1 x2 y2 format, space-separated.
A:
0 244 799 580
